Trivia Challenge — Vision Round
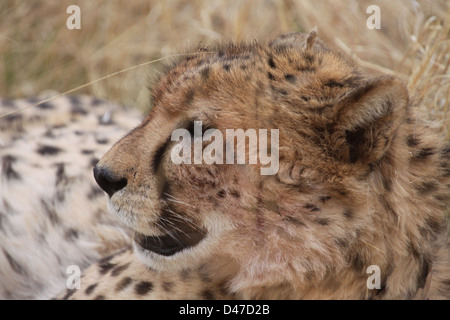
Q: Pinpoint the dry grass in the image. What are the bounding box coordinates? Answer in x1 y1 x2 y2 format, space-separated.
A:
0 0 448 137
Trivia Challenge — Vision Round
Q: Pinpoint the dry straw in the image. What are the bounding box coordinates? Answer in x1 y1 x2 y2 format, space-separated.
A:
0 0 448 138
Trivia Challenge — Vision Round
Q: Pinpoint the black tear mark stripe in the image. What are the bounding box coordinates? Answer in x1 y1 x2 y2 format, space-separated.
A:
153 136 172 173
2 155 21 180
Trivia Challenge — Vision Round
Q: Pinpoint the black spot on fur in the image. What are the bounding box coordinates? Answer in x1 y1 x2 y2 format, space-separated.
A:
201 290 215 299
284 74 296 83
197 264 212 283
61 288 76 300
343 209 354 220
314 217 330 226
415 181 438 195
115 277 133 292
111 263 130 277
184 89 196 105
68 95 81 105
64 228 79 241
267 72 275 80
98 262 116 275
324 80 343 88
334 237 349 248
271 86 288 96
88 185 104 200
303 53 314 64
304 203 320 212
180 268 192 280
319 195 331 203
2 155 21 180
407 135 420 147
71 104 87 116
2 249 27 276
297 66 316 72
441 145 450 157
81 149 94 155
284 216 306 227
162 281 174 292
36 102 54 110
96 138 109 145
424 216 444 235
200 67 210 81
381 175 392 192
217 190 226 198
41 200 61 225
413 147 435 161
37 145 62 156
223 64 231 71
55 163 66 186
268 56 276 69
85 283 98 295
92 97 104 106
230 190 240 198
93 295 105 300
134 281 154 295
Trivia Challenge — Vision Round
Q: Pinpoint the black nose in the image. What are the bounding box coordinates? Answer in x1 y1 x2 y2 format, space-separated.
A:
93 166 127 197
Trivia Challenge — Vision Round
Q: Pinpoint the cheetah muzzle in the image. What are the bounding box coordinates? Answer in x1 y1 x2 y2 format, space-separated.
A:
94 165 207 256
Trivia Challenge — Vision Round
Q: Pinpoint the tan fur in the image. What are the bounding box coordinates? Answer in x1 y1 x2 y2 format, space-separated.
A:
60 32 448 299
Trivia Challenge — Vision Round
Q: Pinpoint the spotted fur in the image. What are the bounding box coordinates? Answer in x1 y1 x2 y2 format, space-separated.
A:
2 32 449 300
0 95 141 299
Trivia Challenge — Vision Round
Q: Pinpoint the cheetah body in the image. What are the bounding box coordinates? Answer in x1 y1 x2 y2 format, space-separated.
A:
1 32 449 300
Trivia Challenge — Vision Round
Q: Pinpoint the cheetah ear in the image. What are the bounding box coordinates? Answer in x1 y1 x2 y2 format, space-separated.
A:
333 76 409 164
304 28 317 51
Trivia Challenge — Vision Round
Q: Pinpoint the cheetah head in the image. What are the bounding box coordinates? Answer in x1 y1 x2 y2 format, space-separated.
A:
93 32 439 298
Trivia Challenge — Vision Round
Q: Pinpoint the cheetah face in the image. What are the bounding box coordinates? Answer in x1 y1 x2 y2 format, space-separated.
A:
94 32 409 282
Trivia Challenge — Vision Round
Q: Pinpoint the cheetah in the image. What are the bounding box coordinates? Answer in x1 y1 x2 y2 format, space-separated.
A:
56 32 449 300
0 95 141 299
2 31 449 300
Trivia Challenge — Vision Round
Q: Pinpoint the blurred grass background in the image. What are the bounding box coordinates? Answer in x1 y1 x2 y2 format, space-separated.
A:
0 0 448 138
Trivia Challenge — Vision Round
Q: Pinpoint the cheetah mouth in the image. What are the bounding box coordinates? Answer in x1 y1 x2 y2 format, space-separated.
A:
134 223 206 257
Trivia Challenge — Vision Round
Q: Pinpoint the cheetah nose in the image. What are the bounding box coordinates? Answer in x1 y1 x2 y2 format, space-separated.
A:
93 165 127 197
